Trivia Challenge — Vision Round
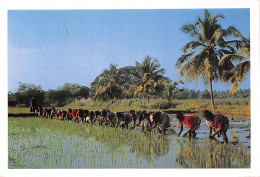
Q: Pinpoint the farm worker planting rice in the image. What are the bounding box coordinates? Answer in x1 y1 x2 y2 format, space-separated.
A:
105 112 116 127
129 110 137 128
71 108 79 122
70 108 83 123
86 110 99 125
67 108 73 121
56 110 64 120
148 112 171 134
43 108 52 119
98 108 110 126
203 110 229 144
37 106 44 117
176 112 201 140
62 110 67 120
116 112 132 129
75 109 85 123
130 110 150 132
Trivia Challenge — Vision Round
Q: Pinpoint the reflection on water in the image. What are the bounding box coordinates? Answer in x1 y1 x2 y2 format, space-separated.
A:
89 126 171 162
8 117 250 168
175 139 250 168
129 134 170 162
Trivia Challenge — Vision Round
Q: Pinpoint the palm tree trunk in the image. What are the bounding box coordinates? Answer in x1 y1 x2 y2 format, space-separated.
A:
209 80 215 110
146 91 150 101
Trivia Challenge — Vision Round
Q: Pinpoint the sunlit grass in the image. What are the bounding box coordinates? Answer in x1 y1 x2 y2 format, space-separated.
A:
65 98 250 119
8 107 31 114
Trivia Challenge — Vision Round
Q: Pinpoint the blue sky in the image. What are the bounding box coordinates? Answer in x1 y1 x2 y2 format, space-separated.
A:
8 9 250 92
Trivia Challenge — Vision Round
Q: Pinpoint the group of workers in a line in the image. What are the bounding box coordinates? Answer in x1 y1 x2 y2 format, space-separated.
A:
34 105 229 143
176 110 229 143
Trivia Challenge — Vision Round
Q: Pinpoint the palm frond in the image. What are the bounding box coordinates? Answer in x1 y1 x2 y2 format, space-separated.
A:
238 47 250 58
182 41 204 54
222 26 239 37
175 51 195 69
181 23 200 38
219 54 245 66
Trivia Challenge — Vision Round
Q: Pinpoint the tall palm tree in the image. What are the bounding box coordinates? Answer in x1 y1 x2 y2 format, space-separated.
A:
219 33 250 95
93 64 123 101
176 9 240 109
132 55 167 100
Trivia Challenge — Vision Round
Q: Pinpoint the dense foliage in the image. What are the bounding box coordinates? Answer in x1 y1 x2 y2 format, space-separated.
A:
9 82 90 107
8 81 250 108
174 88 250 99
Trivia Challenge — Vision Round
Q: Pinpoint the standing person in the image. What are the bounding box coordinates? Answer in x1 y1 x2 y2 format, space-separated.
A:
176 112 201 140
50 106 56 119
202 110 229 144
130 110 150 132
30 97 36 112
148 112 171 134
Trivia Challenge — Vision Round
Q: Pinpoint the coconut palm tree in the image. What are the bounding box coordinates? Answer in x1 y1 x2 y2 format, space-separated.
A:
176 9 240 109
93 64 123 101
132 55 168 100
219 33 250 95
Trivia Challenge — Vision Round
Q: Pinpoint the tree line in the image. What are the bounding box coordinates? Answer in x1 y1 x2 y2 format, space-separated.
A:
8 80 249 107
8 82 90 107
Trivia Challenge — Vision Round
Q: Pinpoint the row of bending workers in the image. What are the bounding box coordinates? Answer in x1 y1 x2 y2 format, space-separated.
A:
36 106 229 144
176 110 229 143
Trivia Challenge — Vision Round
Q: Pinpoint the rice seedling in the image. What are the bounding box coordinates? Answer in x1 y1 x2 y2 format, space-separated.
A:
8 116 250 168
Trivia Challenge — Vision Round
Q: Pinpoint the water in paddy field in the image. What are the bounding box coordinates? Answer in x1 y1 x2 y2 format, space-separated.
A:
8 116 250 168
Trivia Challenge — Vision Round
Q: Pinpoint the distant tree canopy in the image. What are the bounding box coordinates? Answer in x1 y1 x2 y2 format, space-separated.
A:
10 82 90 107
8 82 250 107
14 82 45 106
173 88 250 100
45 83 90 106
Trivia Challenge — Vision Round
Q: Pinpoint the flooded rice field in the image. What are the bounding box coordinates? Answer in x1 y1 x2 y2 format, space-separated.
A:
8 115 250 168
170 114 251 148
